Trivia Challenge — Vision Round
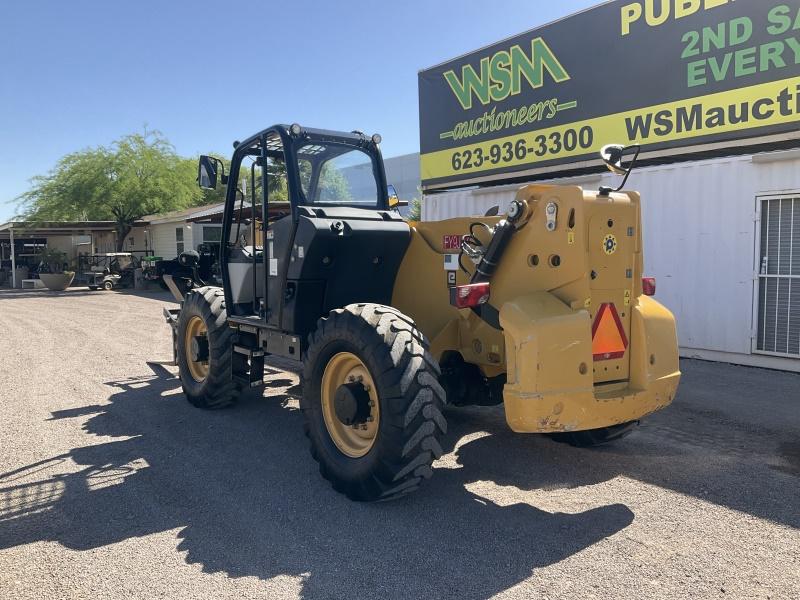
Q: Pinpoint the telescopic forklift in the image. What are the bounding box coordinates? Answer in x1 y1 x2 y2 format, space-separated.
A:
164 124 680 501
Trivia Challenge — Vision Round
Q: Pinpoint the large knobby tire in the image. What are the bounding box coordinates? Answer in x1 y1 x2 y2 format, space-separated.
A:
176 286 241 409
302 304 447 502
549 421 639 447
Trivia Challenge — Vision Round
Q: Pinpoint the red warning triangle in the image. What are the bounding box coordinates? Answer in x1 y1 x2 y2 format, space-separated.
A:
591 303 628 361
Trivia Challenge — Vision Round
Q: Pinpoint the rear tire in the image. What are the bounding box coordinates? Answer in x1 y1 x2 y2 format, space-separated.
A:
548 421 639 447
302 303 447 502
176 286 241 409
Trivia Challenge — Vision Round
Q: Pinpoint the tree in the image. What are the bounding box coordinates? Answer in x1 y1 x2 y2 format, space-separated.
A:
18 130 207 250
228 157 289 205
317 162 352 202
407 197 422 221
407 187 423 221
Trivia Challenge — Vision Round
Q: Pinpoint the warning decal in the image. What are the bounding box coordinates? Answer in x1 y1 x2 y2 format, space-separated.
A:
592 303 628 361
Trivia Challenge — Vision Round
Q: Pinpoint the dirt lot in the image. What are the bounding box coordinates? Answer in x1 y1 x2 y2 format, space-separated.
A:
0 288 797 599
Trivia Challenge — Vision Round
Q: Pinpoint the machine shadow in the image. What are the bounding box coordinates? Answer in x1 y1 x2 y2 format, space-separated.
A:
0 362 633 599
449 406 800 530
3 359 795 597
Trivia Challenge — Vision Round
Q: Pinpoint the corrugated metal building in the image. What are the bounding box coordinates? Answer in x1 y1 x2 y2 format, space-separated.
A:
422 149 800 373
383 153 421 201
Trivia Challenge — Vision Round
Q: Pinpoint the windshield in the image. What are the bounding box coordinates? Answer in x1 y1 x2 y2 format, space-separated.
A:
296 143 380 206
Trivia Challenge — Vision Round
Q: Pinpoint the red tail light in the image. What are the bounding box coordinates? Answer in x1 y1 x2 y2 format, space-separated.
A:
642 277 656 296
449 282 491 309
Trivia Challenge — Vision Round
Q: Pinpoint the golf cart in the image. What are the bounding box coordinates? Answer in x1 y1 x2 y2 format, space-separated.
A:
85 253 138 291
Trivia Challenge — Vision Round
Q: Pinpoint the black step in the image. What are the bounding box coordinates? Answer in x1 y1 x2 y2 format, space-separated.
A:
232 373 264 388
233 344 265 358
231 344 265 389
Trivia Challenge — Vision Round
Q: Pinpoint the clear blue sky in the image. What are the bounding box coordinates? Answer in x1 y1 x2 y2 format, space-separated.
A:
0 0 599 222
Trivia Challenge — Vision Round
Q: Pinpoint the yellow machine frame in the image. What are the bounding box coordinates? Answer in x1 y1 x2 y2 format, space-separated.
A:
392 184 680 433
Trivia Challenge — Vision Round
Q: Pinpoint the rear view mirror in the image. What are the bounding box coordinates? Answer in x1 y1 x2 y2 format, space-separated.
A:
198 155 228 190
599 144 641 194
198 156 217 189
387 184 399 208
601 145 627 175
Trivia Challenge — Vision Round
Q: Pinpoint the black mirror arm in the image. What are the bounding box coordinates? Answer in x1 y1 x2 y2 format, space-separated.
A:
600 145 641 195
613 145 641 192
213 158 229 185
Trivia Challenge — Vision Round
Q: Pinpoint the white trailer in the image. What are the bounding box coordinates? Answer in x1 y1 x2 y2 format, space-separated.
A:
423 149 800 372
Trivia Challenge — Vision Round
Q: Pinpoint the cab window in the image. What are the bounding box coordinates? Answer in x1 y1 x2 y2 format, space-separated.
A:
296 143 380 206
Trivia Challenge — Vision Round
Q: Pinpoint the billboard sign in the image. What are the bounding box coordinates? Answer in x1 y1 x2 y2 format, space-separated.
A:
419 0 800 188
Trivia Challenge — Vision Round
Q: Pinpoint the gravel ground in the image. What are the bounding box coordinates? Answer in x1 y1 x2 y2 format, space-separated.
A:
0 287 798 600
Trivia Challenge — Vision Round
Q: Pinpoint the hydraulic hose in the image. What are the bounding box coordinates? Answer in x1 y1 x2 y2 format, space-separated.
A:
470 199 525 284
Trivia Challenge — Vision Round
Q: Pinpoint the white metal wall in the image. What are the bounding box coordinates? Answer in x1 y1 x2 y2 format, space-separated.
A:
125 222 221 258
149 224 174 258
422 150 800 371
125 221 198 259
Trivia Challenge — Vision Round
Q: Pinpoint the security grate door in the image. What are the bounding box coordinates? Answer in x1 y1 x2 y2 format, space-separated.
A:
756 197 800 357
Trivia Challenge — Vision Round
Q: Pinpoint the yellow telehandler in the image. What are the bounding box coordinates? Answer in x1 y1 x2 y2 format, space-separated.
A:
164 124 680 501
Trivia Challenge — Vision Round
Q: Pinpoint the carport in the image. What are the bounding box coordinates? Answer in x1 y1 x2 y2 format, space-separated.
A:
0 221 117 288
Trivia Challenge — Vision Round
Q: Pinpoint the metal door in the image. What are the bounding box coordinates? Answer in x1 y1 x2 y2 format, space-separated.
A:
755 196 800 358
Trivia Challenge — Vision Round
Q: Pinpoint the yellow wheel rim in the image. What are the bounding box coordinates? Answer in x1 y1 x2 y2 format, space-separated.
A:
321 352 380 458
184 315 209 383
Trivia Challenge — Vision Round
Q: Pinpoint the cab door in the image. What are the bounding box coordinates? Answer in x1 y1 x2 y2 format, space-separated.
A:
259 130 295 329
223 131 295 323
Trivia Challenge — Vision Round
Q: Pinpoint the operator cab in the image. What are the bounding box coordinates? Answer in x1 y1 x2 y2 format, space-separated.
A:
198 125 410 358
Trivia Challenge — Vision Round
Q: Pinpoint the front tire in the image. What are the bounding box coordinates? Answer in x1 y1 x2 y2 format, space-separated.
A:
176 286 241 409
302 304 447 502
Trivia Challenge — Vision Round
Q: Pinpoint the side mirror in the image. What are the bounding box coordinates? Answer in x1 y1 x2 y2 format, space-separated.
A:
601 144 629 175
387 184 399 208
198 156 228 190
198 156 218 189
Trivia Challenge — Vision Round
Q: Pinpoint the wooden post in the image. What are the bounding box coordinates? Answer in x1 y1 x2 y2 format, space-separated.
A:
10 226 15 289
